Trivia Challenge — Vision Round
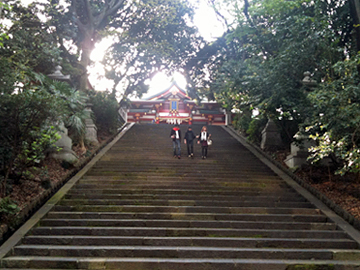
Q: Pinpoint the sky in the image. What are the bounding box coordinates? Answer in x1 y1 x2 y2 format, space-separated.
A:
19 0 227 97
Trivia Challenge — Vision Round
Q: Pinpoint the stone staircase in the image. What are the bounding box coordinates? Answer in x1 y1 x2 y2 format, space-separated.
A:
1 124 360 269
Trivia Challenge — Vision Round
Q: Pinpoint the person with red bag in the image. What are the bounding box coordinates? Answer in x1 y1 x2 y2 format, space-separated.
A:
170 124 182 159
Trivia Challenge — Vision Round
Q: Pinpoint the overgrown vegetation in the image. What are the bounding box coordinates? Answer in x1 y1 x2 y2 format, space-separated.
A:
0 0 201 222
189 0 360 176
89 90 124 134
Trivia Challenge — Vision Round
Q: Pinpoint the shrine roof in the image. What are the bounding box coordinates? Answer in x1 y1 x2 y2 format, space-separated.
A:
145 82 191 101
131 99 165 104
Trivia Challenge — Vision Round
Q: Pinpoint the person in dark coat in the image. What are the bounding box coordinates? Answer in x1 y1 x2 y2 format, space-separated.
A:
184 126 196 158
170 124 181 159
197 125 211 159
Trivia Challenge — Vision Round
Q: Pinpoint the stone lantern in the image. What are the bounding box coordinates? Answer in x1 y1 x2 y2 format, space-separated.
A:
47 65 79 165
47 65 71 82
284 71 318 168
49 65 99 146
302 71 317 88
284 130 316 168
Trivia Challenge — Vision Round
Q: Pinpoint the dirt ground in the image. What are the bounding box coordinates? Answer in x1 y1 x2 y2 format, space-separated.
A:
271 150 360 220
0 132 113 237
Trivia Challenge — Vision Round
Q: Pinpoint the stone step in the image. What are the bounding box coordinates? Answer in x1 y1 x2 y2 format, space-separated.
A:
94 159 274 165
78 174 284 181
66 188 299 196
12 245 360 260
71 183 290 190
46 212 327 223
39 219 336 231
90 162 276 167
51 205 319 215
22 235 357 249
2 124 360 269
57 199 313 208
78 176 283 183
3 257 360 269
85 171 279 178
29 226 350 239
88 168 278 175
64 193 308 202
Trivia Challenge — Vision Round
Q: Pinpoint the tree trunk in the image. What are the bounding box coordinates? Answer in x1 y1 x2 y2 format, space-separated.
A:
79 35 95 93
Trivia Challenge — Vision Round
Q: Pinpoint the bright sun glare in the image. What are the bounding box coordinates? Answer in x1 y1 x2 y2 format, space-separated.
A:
89 0 226 97
19 0 226 96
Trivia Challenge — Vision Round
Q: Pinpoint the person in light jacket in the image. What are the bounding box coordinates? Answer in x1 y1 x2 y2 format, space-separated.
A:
197 126 211 159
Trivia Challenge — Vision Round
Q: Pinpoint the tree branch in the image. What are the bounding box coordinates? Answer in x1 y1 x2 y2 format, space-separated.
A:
206 0 228 29
83 0 94 28
95 0 127 29
242 0 273 57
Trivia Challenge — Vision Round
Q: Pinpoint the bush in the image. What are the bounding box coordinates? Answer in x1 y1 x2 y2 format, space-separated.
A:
0 75 84 196
246 116 268 145
90 90 123 134
233 111 252 134
0 197 19 216
0 87 63 194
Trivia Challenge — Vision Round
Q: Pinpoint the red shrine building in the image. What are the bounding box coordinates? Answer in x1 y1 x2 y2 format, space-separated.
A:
121 82 228 125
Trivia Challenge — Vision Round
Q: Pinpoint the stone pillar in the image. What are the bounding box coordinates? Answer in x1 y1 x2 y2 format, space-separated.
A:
118 106 128 123
260 119 283 150
84 103 99 145
224 109 231 126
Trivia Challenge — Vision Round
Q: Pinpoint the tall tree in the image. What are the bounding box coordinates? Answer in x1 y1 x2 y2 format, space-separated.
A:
103 0 203 98
42 0 201 96
188 0 353 141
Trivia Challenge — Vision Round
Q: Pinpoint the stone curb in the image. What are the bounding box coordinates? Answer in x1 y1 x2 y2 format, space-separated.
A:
0 123 133 249
223 125 360 233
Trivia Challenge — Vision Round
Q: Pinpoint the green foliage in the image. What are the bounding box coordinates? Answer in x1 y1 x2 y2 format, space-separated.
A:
0 71 86 196
0 2 10 48
0 84 63 189
307 54 360 175
189 0 353 152
0 197 19 216
102 0 201 98
39 0 201 95
15 127 61 175
0 2 92 198
2 2 59 75
90 90 123 134
246 117 268 144
232 111 252 133
0 3 60 95
61 87 87 146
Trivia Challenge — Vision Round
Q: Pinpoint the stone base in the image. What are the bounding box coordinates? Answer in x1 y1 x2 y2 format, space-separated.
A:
285 151 332 168
50 147 79 166
284 152 309 168
85 122 99 145
260 120 283 150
